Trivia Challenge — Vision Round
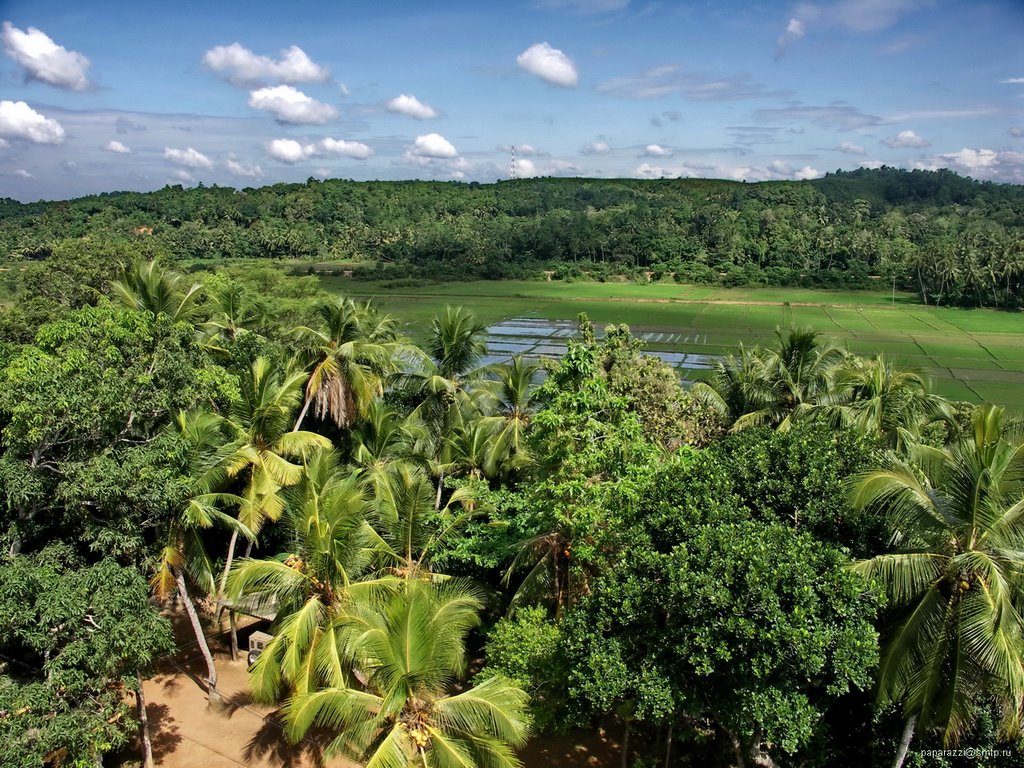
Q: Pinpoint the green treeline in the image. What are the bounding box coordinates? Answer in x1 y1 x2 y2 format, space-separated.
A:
2 258 1024 766
2 166 1024 308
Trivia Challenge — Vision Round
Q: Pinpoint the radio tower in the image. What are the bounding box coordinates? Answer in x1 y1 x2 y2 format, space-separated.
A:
511 145 517 180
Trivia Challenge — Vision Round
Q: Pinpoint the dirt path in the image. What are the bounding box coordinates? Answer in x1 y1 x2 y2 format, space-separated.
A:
132 608 623 767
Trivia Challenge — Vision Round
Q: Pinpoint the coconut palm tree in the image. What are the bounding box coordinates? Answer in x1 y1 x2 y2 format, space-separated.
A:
292 298 402 432
152 409 248 710
482 355 541 478
227 450 394 702
282 580 532 766
850 404 1024 766
216 357 332 604
111 259 202 323
824 354 952 451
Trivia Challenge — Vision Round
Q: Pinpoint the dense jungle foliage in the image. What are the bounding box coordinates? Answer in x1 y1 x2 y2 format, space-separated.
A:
2 167 1024 307
1 249 1023 767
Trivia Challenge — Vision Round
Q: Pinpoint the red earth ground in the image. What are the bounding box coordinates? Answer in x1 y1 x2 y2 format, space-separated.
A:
125 605 623 767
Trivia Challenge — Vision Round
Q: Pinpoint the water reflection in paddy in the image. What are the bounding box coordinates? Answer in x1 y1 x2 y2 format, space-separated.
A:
482 318 722 380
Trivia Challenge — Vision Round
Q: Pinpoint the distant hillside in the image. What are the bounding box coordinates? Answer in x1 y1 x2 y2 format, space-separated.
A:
1 169 1022 307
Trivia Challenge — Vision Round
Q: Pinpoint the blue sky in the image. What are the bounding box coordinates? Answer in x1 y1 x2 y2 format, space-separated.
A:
1 0 1022 201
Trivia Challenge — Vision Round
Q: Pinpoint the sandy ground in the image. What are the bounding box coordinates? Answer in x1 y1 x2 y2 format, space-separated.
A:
132 606 622 767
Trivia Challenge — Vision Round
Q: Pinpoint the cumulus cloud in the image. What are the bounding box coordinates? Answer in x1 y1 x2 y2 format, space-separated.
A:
517 42 579 87
265 137 371 164
202 43 328 86
386 94 439 120
498 143 544 156
581 140 610 155
837 141 866 154
0 100 65 144
882 129 929 148
1 22 91 91
407 133 458 159
1000 77 1024 85
912 148 1024 182
104 140 131 154
171 169 194 183
266 138 318 163
599 65 782 101
1011 127 1024 138
224 158 263 177
321 137 372 159
642 143 671 157
164 147 213 169
12 168 32 179
859 160 885 169
248 85 337 124
635 158 822 182
794 165 822 180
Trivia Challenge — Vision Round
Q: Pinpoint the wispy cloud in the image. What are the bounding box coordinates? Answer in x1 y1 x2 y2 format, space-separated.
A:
600 65 784 101
754 103 882 130
775 0 934 58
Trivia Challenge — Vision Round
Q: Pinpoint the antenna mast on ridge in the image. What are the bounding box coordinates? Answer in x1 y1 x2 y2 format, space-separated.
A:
511 145 517 180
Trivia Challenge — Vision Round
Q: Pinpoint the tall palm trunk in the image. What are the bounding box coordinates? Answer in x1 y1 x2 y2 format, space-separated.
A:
892 715 916 768
293 395 313 432
136 672 155 768
174 566 224 710
218 529 239 607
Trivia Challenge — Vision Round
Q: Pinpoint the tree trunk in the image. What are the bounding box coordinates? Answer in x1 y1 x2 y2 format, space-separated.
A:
174 566 224 711
218 529 239 608
435 468 445 510
136 672 155 768
892 715 916 768
293 395 313 432
663 721 673 768
620 720 631 768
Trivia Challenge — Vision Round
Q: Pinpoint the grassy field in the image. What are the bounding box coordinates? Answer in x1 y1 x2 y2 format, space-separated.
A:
323 278 1024 410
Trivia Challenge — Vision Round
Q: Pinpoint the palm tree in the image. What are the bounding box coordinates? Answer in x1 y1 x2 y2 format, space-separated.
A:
216 357 332 603
482 355 541 478
200 279 269 350
152 410 247 711
850 404 1024 766
227 450 393 701
364 461 476 580
694 328 846 431
292 298 402 432
111 259 202 322
824 354 952 451
282 580 532 766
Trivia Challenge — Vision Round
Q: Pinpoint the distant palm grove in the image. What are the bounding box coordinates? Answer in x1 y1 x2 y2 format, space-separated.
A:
1 169 1024 768
2 167 1024 308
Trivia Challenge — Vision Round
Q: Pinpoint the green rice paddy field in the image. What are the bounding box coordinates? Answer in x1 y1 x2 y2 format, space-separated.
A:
324 278 1024 410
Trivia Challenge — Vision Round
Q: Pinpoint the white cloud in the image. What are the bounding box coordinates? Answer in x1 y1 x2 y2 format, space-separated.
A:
517 42 579 88
882 129 929 148
0 138 8 149
499 143 543 156
776 18 805 58
386 94 439 120
13 168 32 179
248 85 337 125
1 22 91 91
941 148 998 171
0 100 65 144
407 133 458 158
600 65 779 101
1000 77 1024 85
912 148 1024 183
104 140 131 154
837 141 866 154
581 140 610 155
266 138 317 163
642 143 671 157
171 170 194 183
224 158 263 178
516 158 540 177
164 147 213 169
202 43 328 86
635 158 822 183
1011 127 1024 138
794 165 822 180
339 83 351 97
859 159 885 169
321 137 372 159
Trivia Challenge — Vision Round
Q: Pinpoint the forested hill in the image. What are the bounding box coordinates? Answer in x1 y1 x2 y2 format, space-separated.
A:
2 167 1023 308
